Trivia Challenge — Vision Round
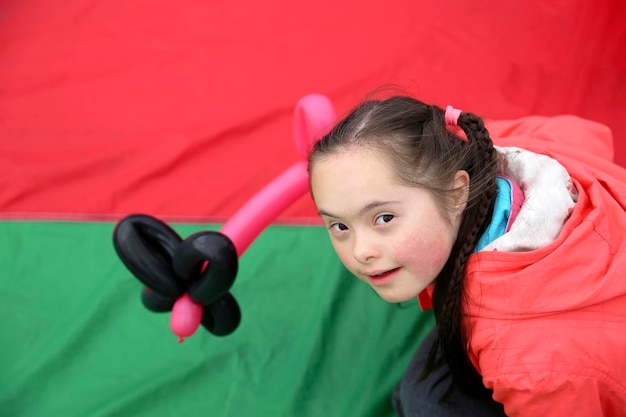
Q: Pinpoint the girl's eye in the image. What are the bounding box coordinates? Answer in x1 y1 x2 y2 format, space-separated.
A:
330 223 348 232
375 214 394 225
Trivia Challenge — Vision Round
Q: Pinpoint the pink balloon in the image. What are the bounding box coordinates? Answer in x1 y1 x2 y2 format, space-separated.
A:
220 94 337 257
220 161 309 257
170 293 203 343
169 94 337 342
293 94 337 158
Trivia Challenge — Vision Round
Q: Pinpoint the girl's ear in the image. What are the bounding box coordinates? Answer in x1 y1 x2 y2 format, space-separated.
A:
452 170 470 212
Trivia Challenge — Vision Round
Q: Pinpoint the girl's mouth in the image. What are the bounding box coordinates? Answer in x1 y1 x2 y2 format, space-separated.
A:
367 268 400 285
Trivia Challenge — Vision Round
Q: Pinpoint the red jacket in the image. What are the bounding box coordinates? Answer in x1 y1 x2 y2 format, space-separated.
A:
460 116 626 416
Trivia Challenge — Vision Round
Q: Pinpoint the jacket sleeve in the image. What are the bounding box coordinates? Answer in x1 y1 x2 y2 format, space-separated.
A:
486 115 614 162
489 371 622 417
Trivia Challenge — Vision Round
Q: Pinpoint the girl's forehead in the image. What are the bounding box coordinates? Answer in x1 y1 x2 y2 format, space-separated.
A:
311 148 393 186
310 147 405 204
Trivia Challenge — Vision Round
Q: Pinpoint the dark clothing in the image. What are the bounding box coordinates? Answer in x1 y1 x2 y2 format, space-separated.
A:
392 327 507 417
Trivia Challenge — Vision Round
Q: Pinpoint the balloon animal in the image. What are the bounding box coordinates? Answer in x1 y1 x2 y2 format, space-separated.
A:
113 94 337 342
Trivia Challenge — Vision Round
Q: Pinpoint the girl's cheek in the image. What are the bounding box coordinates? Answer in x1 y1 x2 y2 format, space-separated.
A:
333 243 364 278
331 241 352 267
394 233 452 274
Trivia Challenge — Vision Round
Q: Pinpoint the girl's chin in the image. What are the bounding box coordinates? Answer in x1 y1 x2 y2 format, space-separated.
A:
374 288 420 304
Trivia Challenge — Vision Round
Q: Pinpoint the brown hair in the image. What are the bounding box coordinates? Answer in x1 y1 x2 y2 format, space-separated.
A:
308 95 497 399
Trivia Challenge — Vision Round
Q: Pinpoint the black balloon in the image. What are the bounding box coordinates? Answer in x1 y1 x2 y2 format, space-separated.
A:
113 214 186 297
201 292 241 336
173 231 238 305
141 287 176 313
113 214 242 337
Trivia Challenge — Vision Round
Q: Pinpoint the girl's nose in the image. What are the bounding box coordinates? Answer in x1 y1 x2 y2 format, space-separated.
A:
352 233 378 264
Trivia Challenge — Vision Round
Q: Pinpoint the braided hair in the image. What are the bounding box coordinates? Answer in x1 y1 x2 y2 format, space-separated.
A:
425 110 498 400
308 95 498 399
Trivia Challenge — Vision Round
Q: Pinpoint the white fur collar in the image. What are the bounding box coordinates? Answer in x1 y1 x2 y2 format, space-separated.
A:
481 147 578 252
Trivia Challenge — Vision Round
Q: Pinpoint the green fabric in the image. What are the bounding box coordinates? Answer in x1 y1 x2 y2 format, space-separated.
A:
0 221 434 417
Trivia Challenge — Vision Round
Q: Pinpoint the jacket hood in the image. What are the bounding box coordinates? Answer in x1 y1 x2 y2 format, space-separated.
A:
464 135 626 319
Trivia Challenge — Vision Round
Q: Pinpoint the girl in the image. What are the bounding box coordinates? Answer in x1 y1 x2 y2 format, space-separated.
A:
307 94 626 416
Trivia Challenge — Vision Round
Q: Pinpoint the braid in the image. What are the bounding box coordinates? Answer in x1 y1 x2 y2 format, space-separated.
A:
422 110 498 400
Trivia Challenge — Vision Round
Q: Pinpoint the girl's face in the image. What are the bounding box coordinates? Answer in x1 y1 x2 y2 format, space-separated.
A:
310 146 467 303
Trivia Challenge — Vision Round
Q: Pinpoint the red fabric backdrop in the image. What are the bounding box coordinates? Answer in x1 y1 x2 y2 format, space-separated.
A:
1 0 624 222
